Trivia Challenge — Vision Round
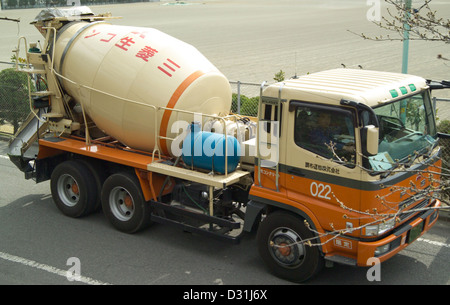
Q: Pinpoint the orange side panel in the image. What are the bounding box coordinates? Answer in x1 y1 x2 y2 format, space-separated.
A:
38 137 175 201
38 137 162 170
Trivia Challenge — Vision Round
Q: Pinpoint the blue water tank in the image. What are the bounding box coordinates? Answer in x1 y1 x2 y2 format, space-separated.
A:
182 123 240 174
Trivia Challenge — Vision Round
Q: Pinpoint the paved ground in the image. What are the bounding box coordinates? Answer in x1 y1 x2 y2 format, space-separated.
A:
1 0 449 94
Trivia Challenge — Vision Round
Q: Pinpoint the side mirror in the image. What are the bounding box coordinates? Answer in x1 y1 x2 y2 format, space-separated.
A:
362 125 378 156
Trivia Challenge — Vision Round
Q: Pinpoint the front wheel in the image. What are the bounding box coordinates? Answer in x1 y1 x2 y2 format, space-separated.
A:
101 172 152 233
257 211 324 283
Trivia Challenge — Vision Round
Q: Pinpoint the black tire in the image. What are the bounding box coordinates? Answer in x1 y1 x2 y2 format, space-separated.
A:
101 172 152 233
50 160 98 218
257 210 324 283
76 158 107 213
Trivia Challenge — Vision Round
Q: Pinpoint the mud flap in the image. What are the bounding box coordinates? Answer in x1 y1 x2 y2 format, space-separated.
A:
243 200 265 233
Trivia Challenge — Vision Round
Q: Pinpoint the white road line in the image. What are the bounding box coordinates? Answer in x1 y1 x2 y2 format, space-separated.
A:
0 155 8 159
0 251 111 285
418 238 450 248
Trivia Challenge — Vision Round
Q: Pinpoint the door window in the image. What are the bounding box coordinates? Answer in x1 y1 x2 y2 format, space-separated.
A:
294 105 356 163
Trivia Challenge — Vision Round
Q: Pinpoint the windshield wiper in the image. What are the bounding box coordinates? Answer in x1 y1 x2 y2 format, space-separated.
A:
380 162 400 179
379 141 437 178
404 137 439 168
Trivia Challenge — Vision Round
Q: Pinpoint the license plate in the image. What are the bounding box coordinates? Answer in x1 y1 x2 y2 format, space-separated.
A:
408 222 424 243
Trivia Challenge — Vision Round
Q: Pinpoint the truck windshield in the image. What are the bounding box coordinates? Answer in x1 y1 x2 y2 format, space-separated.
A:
369 91 437 171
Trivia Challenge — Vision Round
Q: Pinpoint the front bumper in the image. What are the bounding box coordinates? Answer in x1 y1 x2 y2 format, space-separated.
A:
357 199 440 266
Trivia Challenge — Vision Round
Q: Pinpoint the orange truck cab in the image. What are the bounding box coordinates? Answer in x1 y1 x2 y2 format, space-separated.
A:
247 68 441 282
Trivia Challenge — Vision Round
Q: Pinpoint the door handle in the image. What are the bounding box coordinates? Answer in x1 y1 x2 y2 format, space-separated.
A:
287 168 305 177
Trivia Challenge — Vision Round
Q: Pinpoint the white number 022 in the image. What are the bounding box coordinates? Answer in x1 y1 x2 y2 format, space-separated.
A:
310 182 332 200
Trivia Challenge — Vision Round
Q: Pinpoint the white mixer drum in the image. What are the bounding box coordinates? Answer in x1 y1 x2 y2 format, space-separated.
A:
52 21 231 155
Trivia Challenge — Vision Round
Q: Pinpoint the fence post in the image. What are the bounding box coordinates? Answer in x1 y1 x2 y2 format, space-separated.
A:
237 81 241 114
433 96 436 115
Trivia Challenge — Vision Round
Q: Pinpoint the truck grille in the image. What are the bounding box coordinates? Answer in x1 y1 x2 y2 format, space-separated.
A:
398 198 430 222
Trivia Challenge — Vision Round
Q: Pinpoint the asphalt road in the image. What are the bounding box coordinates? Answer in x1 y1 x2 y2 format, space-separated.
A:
0 140 449 286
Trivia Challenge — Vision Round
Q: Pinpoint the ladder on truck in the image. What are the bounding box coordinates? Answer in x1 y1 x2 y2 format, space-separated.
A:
9 31 71 175
256 82 284 192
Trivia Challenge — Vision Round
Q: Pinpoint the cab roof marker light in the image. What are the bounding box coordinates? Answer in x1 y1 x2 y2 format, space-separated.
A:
399 86 408 95
390 89 399 98
408 84 417 91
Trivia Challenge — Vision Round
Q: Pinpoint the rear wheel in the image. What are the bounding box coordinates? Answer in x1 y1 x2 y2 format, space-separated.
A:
101 172 151 233
50 160 97 217
76 158 106 212
257 210 324 283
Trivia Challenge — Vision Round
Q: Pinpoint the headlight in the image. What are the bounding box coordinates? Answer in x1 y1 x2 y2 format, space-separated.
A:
374 244 390 256
364 218 395 236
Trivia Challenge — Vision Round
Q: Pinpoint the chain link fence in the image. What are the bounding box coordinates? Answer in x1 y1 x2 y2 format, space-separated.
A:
2 64 450 142
229 81 262 117
434 98 450 195
2 67 450 131
2 67 450 132
0 70 264 136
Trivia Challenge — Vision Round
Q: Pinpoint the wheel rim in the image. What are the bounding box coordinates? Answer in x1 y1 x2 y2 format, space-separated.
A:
109 186 134 221
57 174 80 207
268 227 305 268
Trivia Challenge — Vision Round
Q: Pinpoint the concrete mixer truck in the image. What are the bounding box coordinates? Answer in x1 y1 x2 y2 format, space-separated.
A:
7 7 443 283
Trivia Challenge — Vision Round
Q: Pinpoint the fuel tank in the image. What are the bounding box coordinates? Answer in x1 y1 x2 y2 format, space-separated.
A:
182 123 241 174
52 20 231 156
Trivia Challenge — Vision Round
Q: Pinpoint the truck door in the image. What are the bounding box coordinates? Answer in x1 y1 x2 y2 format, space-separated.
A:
285 101 362 233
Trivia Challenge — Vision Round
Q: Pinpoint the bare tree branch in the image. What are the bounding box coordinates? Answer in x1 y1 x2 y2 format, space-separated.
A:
349 0 450 46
